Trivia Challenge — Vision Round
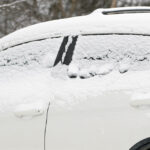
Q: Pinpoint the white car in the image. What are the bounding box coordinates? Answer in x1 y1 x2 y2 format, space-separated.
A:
1 7 150 150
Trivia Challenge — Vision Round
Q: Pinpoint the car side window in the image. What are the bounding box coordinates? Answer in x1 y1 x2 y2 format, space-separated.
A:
0 37 63 67
71 35 150 70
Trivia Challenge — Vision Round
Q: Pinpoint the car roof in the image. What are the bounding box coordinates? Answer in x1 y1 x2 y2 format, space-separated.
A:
1 6 150 51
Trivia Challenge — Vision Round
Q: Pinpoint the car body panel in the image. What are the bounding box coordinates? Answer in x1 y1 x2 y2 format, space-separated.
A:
0 111 46 150
1 6 150 150
46 91 150 150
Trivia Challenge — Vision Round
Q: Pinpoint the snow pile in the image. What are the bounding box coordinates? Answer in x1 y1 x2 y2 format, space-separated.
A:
89 65 98 76
1 66 150 112
67 63 79 78
41 52 56 68
14 101 45 118
98 63 114 75
67 63 114 79
66 60 116 79
119 63 130 73
79 69 91 79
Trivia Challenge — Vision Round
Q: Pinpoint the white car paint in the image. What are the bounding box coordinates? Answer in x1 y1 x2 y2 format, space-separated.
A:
0 107 46 150
47 90 150 150
1 6 150 150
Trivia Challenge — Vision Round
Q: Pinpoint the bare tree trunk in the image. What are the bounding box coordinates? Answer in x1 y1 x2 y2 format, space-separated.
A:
111 0 117 7
4 7 8 35
58 0 66 18
69 0 77 17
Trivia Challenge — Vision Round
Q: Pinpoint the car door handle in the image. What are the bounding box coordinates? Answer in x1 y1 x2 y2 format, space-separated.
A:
130 93 150 109
14 102 45 118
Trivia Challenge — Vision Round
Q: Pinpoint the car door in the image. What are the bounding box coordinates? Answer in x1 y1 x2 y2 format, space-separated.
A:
0 103 48 150
46 90 150 150
0 37 63 150
45 34 150 150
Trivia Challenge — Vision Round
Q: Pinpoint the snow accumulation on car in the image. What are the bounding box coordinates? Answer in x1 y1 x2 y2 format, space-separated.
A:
1 6 150 150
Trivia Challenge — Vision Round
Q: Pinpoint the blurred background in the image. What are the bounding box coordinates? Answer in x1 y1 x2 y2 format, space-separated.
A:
0 0 150 38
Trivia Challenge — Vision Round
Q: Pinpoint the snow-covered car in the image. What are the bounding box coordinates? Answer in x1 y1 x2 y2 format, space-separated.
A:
1 6 150 150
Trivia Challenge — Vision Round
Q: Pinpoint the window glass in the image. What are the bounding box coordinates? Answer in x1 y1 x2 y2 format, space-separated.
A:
0 37 63 67
72 35 150 71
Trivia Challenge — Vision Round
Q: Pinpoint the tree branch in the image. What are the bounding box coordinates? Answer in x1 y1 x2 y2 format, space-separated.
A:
0 0 26 9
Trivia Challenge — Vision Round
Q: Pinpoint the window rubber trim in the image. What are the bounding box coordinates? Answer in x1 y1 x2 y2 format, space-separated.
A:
2 33 150 52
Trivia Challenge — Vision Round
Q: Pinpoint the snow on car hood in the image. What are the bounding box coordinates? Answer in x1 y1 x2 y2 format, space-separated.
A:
0 66 150 113
1 7 150 51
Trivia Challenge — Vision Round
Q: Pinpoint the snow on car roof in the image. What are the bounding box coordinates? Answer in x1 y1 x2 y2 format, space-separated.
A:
1 7 150 51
